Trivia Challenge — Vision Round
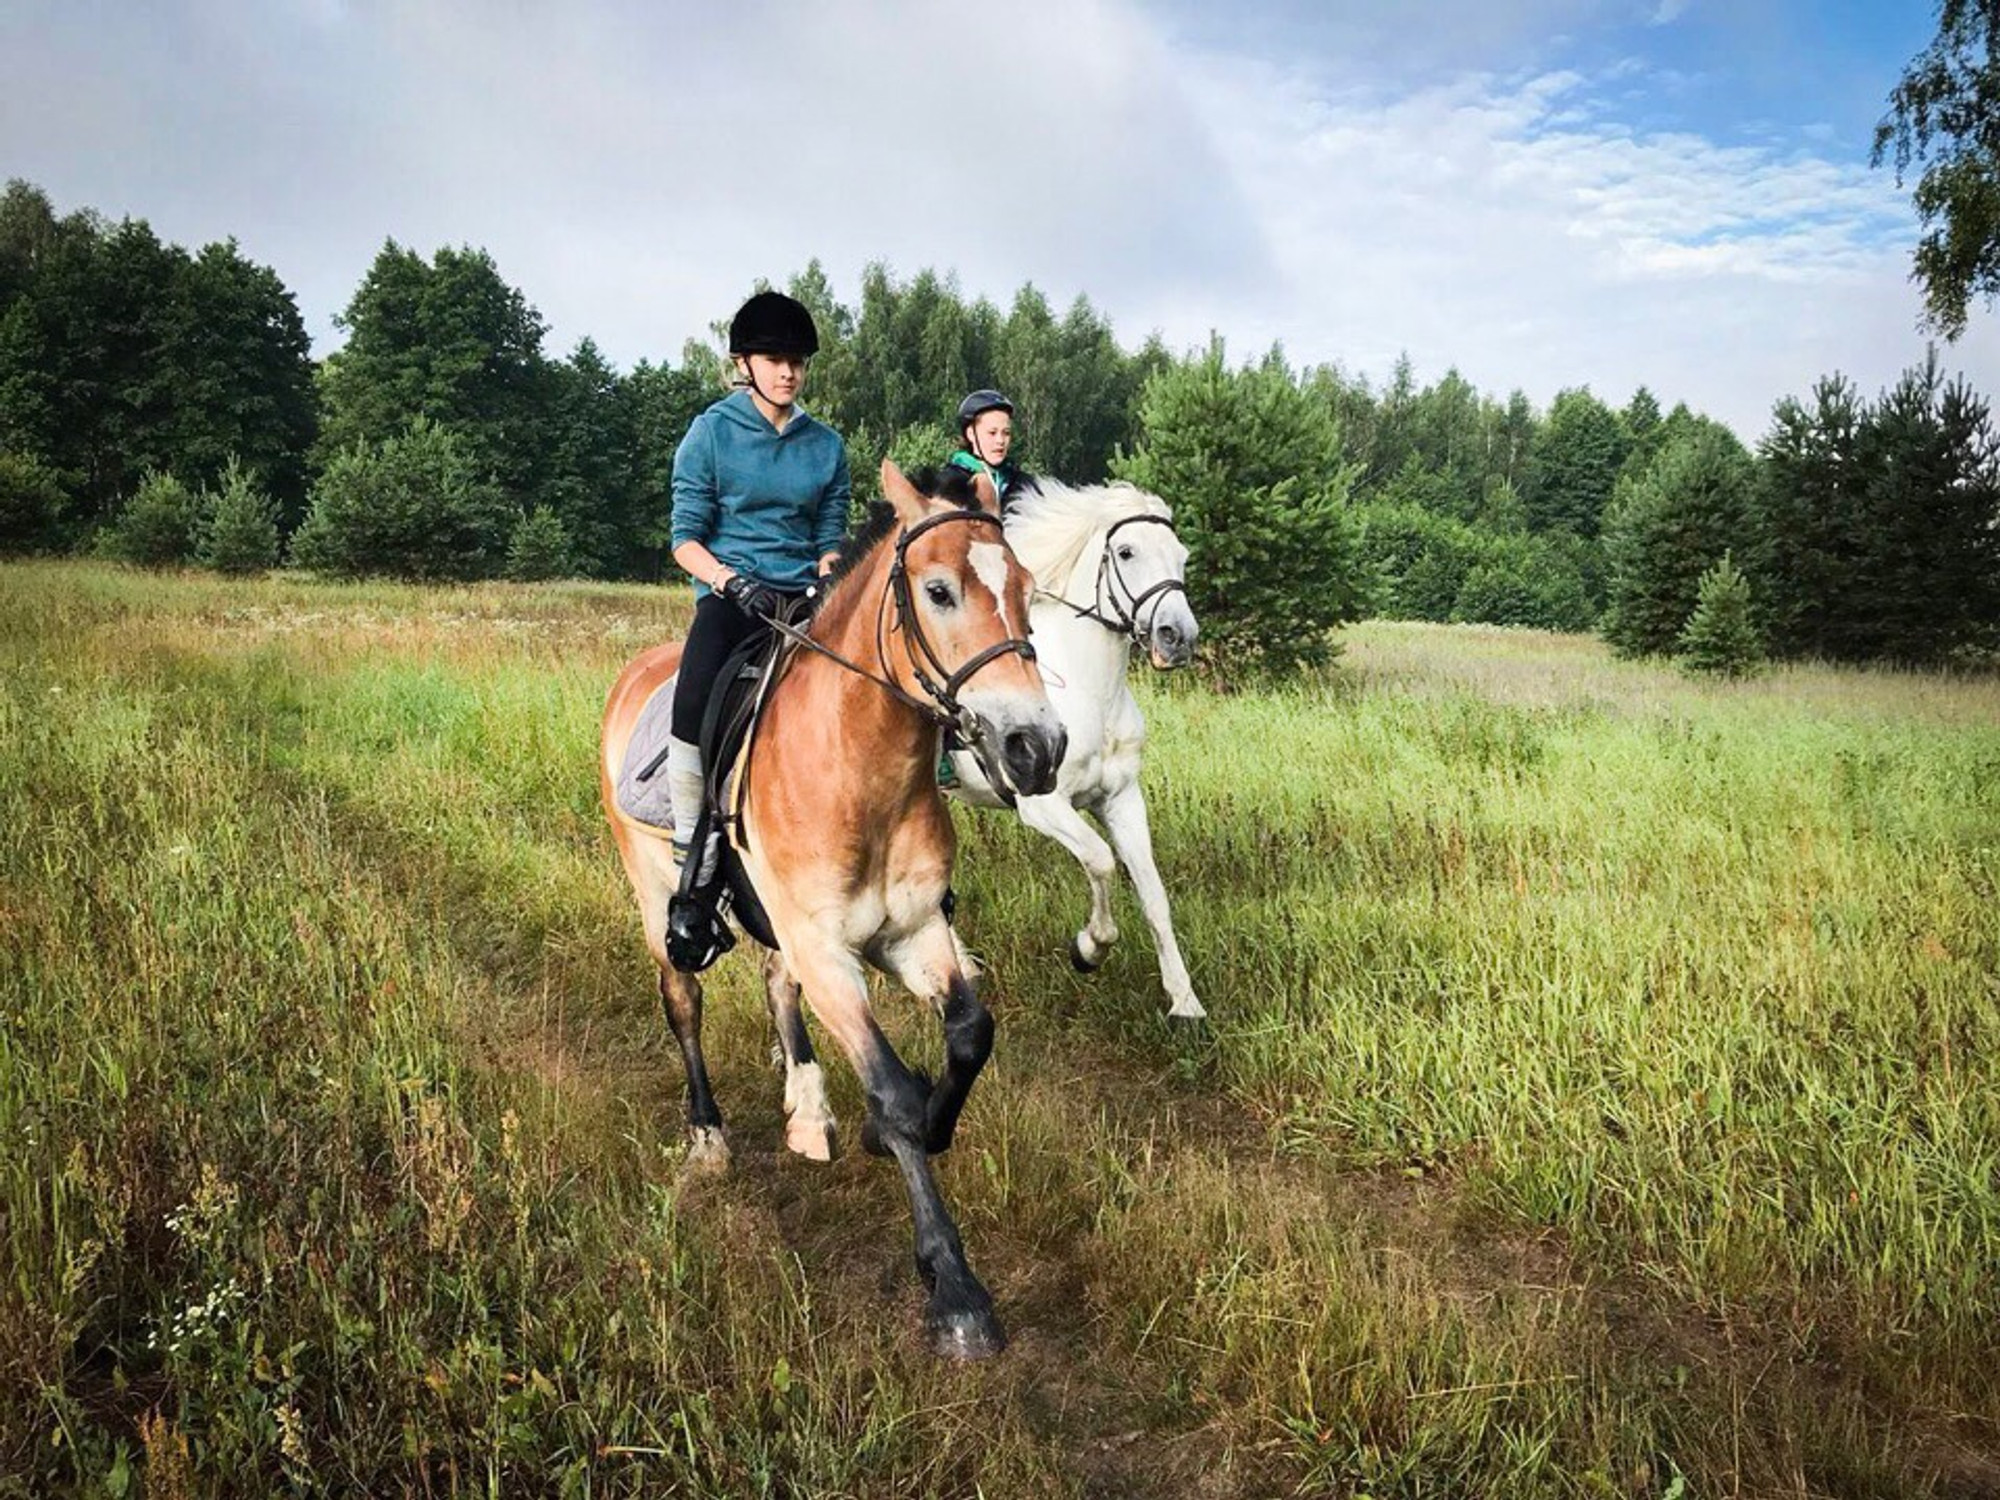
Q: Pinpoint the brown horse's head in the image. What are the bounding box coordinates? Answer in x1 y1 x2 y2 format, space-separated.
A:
878 459 1065 797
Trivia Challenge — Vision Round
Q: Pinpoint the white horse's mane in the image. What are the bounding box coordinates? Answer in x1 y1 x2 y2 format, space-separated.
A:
1003 480 1172 594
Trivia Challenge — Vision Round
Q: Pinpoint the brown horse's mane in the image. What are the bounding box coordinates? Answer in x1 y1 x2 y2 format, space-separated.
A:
808 500 902 643
820 500 900 594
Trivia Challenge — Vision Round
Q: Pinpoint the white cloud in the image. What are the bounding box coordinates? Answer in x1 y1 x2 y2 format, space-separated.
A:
1 0 1272 360
1 0 1995 442
1158 53 2000 436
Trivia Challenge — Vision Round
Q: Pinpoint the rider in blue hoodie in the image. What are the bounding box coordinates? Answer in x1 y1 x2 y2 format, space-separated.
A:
665 291 851 886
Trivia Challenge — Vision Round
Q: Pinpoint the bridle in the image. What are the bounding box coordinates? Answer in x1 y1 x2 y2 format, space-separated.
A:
765 507 1038 736
1038 513 1188 645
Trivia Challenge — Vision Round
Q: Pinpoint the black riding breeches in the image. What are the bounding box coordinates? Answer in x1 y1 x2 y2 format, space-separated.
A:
671 592 794 744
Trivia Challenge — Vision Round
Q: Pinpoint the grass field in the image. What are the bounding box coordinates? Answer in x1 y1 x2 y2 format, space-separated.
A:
3 560 1998 1498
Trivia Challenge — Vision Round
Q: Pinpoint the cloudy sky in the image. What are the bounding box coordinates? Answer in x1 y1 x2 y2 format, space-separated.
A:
4 0 1994 438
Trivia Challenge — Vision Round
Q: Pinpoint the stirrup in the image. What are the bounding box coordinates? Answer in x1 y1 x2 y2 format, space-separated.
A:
667 892 734 973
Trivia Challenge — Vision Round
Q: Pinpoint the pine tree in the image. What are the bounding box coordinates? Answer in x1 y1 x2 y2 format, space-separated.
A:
196 458 280 574
99 470 203 566
505 506 574 581
1600 427 1756 657
291 418 512 580
1113 339 1364 677
1754 354 2000 663
1678 553 1763 678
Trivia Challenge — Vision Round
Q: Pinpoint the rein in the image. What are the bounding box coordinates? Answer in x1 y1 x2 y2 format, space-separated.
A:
1034 514 1188 643
763 507 1037 734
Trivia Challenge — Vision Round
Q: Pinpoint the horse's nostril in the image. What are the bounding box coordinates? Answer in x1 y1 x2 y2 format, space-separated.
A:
1157 623 1180 645
1002 727 1060 793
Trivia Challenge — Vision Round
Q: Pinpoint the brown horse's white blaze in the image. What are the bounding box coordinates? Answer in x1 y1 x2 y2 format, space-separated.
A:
601 461 1062 1359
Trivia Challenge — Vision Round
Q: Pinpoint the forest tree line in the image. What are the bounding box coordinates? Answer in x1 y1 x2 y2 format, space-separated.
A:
2 178 1995 671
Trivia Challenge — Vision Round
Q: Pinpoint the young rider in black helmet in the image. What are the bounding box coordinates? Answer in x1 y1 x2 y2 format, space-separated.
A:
947 389 1029 513
664 290 851 884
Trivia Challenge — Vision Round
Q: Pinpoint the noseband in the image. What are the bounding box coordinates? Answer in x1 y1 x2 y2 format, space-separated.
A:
1042 514 1189 643
887 509 1039 723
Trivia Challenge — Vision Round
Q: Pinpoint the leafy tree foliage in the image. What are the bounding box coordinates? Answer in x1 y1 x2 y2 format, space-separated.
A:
1526 388 1630 537
163 241 317 525
315 242 553 505
196 458 280 575
540 337 637 576
0 449 64 553
1358 501 1595 631
626 351 720 572
291 419 513 581
1874 0 2000 338
1600 426 1757 657
0 186 315 534
505 505 574 581
99 470 203 567
1451 537 1596 631
1114 340 1364 676
1678 553 1763 678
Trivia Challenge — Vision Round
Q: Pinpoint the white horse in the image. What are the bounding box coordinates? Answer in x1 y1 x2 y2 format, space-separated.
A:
946 479 1206 1021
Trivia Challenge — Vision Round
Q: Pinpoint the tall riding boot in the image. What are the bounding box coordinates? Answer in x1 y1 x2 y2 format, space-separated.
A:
665 736 719 884
665 736 730 971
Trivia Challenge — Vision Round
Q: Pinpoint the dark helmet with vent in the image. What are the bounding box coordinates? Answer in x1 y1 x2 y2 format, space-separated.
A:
956 389 1015 429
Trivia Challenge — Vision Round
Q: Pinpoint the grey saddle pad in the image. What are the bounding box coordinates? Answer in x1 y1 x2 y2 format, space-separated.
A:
612 674 679 831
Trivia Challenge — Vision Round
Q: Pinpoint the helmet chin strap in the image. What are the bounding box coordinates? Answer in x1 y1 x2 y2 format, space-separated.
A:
738 356 795 420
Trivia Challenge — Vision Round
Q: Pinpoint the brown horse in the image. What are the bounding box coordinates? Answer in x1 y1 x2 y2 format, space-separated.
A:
600 461 1064 1358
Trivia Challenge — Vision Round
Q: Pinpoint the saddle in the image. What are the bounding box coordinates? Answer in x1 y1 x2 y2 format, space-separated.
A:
624 616 799 971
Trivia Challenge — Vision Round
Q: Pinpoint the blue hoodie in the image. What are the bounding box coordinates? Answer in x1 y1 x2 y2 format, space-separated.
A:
670 390 851 595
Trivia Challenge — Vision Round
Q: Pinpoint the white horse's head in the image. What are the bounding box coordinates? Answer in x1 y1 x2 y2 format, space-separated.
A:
1003 479 1199 669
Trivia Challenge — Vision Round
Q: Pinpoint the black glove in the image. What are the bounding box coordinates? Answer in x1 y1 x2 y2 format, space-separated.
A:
720 572 783 621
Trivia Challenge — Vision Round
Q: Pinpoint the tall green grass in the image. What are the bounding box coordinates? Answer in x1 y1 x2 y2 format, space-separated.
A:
4 562 1997 1496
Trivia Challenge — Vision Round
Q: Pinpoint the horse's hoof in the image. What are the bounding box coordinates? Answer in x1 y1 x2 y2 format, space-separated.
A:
786 1116 838 1162
684 1126 730 1174
1167 997 1209 1024
926 1304 1007 1361
1069 936 1102 973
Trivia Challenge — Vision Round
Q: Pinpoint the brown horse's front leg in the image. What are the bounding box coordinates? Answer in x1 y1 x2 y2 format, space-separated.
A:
924 971 993 1155
875 921 993 1155
786 937 1003 1360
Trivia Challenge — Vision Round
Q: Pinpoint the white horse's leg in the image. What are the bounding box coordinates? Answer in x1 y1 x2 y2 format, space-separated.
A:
1099 781 1205 1020
1016 792 1121 971
761 949 836 1161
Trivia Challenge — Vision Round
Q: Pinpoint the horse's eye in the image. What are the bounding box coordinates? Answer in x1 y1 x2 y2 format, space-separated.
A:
925 580 955 608
1117 546 1136 561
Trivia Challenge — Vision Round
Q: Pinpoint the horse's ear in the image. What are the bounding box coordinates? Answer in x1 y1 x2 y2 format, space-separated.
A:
970 470 1000 517
881 459 930 526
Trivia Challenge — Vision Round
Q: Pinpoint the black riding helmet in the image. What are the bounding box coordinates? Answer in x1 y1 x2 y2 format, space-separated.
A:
729 291 820 356
957 389 1014 431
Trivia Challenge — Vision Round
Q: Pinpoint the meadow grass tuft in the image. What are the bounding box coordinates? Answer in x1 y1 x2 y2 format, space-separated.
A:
3 563 1998 1496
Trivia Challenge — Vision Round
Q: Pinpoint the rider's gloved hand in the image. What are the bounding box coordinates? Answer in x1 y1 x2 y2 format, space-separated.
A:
720 571 784 622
